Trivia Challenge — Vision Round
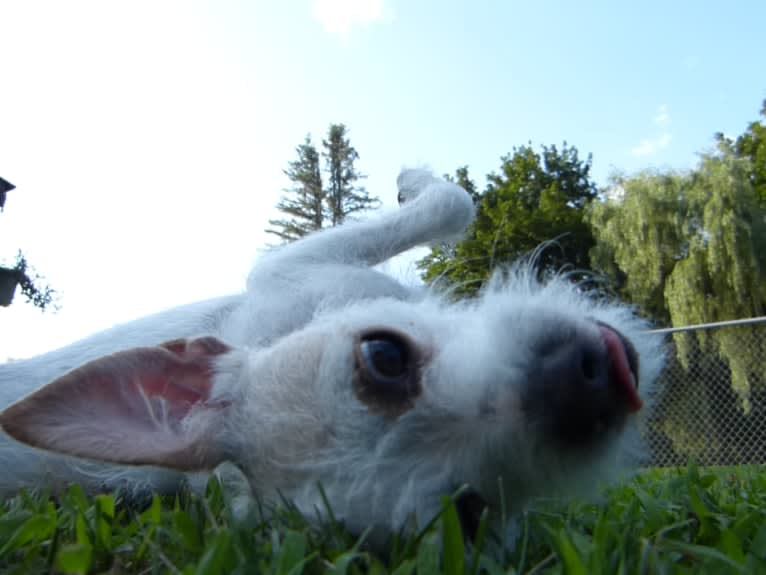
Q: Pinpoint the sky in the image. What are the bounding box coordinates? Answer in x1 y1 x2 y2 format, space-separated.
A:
0 0 764 360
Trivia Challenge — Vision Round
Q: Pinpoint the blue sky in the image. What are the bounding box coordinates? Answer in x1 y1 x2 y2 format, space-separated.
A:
1 0 764 359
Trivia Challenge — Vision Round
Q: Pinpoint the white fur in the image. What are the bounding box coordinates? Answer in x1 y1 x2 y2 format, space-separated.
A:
0 169 664 536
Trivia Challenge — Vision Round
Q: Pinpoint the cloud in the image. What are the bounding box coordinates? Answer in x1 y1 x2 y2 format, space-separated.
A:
630 133 672 158
631 105 672 158
312 0 386 38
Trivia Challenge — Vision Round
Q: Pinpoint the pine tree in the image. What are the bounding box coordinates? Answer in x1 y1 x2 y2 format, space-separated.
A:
268 125 380 243
322 124 379 226
266 135 324 243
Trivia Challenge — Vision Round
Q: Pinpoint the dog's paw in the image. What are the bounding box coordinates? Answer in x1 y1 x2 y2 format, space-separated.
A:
396 169 441 205
396 168 475 239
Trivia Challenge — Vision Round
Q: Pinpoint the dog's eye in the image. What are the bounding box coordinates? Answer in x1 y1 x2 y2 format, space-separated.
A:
353 330 421 416
359 338 408 379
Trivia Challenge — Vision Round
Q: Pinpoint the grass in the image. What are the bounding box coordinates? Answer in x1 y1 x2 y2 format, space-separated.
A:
1 464 765 574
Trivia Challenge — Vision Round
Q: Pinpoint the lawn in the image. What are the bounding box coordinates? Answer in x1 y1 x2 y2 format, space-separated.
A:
1 464 764 574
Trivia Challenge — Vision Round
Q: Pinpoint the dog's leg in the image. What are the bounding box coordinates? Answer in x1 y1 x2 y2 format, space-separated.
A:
227 170 475 344
261 169 475 269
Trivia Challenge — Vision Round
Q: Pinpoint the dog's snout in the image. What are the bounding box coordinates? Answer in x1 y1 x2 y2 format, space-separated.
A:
523 323 641 449
578 344 601 382
543 331 610 394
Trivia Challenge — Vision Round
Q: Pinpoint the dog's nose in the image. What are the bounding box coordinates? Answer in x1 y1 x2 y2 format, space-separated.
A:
522 322 641 448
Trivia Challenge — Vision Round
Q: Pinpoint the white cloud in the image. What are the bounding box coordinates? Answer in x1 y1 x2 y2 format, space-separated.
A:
312 0 385 38
631 105 672 157
631 133 672 158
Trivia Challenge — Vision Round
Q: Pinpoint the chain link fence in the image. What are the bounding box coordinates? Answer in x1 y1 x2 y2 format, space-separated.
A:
643 317 766 467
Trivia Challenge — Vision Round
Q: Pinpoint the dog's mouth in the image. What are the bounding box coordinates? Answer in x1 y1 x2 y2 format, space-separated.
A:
596 321 642 412
518 320 643 451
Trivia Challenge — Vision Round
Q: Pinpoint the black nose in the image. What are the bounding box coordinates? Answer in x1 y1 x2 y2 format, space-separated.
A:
522 323 640 449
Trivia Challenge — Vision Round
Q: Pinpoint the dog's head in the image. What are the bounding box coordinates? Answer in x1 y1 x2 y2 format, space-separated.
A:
238 270 665 534
0 270 664 536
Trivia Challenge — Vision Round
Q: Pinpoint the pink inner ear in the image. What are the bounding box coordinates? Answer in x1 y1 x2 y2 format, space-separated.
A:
136 336 234 412
0 336 233 470
74 336 232 420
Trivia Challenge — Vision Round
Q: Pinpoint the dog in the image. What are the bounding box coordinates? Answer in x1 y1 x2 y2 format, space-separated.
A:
0 169 664 538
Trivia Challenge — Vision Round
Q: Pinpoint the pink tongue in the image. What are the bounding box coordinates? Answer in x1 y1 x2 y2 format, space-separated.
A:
599 326 643 412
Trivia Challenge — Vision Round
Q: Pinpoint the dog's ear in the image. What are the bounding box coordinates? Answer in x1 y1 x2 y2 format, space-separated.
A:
0 337 233 470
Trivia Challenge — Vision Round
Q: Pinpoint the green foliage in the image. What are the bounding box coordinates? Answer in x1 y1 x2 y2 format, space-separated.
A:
268 125 380 243
588 146 766 406
9 252 56 311
267 135 325 243
418 144 597 296
445 166 481 204
322 124 379 226
588 101 766 456
0 252 55 311
2 466 766 573
717 99 766 205
1 178 56 311
588 171 684 323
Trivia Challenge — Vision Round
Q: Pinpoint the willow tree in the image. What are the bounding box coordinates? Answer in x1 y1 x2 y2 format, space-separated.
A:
591 144 766 393
589 144 766 459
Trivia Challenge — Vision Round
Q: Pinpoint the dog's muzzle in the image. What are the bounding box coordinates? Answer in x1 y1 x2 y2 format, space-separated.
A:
520 320 641 449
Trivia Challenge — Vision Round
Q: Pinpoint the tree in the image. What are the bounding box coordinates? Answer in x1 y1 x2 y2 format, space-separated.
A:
587 170 685 324
0 177 56 310
448 166 481 203
716 99 766 205
418 143 598 296
590 145 766 370
588 147 766 462
588 102 766 462
266 135 324 243
322 124 379 226
268 125 379 243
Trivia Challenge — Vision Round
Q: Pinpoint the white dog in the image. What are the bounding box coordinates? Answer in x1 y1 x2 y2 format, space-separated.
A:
0 169 664 537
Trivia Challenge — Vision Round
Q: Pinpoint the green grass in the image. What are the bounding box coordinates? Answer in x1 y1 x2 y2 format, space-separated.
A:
1 464 765 574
